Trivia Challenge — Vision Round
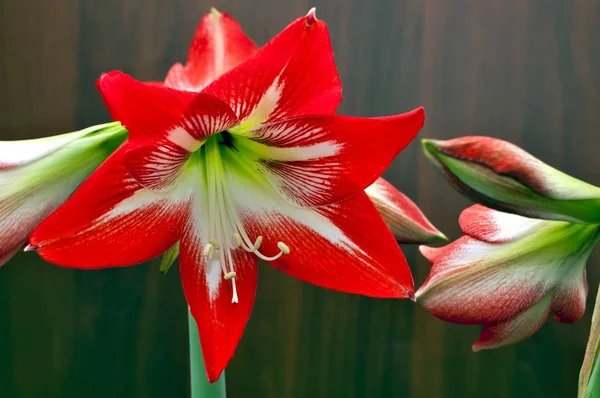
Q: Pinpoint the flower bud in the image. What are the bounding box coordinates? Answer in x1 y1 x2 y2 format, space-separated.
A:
416 204 599 351
422 136 600 223
0 122 127 266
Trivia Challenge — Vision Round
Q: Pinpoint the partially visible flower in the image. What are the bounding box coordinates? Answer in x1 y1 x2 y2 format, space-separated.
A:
416 204 599 351
422 136 600 224
0 122 126 266
29 10 424 381
365 178 446 243
163 8 257 91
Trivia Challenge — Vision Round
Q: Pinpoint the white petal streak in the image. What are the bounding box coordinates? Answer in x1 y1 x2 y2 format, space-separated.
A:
246 120 331 149
228 169 360 253
460 205 550 243
167 127 202 152
237 76 283 128
68 173 195 244
233 135 343 207
186 190 223 301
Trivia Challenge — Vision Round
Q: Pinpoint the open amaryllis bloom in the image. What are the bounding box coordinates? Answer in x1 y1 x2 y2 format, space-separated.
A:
160 9 439 251
0 122 126 266
29 10 425 381
416 204 599 351
422 136 600 224
365 178 446 243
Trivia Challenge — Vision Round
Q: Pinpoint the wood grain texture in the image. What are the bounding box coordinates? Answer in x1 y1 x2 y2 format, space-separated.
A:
1 0 599 397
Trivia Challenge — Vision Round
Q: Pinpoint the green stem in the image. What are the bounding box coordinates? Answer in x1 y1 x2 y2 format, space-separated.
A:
188 310 226 398
579 284 600 398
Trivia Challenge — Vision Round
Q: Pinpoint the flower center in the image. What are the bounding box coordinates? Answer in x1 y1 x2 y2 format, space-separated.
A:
201 133 290 303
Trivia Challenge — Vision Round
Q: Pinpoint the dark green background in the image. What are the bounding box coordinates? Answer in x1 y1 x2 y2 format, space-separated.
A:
1 0 599 397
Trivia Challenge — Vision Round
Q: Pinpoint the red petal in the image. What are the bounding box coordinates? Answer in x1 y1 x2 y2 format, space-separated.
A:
459 205 546 243
124 93 239 190
472 293 553 351
164 10 257 91
180 209 258 382
123 142 190 190
238 108 424 207
365 178 446 243
29 145 189 267
238 190 414 298
99 72 238 145
203 10 341 124
98 72 239 189
98 71 196 144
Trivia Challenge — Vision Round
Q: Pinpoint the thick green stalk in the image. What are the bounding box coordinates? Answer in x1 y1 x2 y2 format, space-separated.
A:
579 285 600 398
188 310 226 398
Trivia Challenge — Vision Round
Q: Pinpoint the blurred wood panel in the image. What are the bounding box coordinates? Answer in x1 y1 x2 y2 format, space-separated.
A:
1 0 599 397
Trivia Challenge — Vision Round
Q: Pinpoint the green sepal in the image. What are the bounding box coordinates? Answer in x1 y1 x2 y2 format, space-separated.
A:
160 242 180 274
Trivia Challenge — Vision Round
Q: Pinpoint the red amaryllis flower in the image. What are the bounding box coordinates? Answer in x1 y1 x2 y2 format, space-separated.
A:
29 10 424 381
417 204 599 351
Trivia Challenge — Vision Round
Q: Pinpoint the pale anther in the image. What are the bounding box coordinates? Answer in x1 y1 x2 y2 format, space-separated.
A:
209 239 221 250
224 271 237 280
277 242 290 255
202 243 214 258
253 236 263 249
232 233 243 245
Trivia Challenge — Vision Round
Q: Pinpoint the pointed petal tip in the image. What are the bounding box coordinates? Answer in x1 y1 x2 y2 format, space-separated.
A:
206 371 222 384
433 231 449 243
306 7 317 25
209 7 222 19
418 244 437 261
421 138 441 152
414 288 424 301
23 244 38 252
406 106 425 129
471 343 484 353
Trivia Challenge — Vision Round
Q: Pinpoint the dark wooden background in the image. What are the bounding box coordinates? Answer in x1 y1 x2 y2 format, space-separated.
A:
1 0 599 397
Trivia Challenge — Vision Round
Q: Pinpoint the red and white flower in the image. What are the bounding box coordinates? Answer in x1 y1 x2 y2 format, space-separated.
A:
365 178 446 243
0 123 126 266
422 136 600 223
28 10 424 381
416 204 599 351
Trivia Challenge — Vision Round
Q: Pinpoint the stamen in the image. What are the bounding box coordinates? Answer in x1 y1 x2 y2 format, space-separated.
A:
232 233 243 245
202 136 295 305
224 271 236 280
231 279 239 303
277 242 290 254
203 243 215 258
